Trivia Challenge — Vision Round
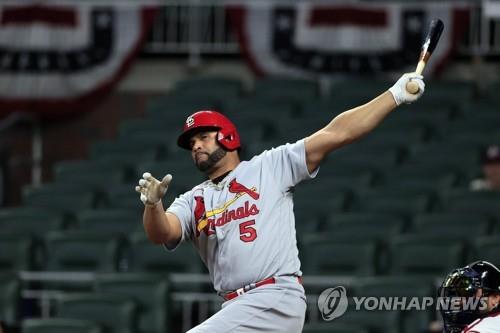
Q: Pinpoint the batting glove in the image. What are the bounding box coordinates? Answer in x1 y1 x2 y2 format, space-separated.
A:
389 72 425 106
135 172 172 206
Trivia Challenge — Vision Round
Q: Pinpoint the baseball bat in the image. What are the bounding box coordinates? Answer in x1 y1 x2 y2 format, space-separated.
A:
406 19 445 94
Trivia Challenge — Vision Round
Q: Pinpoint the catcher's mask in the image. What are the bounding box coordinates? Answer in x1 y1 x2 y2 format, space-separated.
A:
438 261 500 333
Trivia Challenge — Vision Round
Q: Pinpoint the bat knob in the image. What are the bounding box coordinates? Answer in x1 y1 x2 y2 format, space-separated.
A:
406 81 420 94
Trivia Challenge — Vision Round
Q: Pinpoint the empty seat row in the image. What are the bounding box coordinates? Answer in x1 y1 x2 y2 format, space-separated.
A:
300 233 499 277
0 231 203 274
18 273 170 333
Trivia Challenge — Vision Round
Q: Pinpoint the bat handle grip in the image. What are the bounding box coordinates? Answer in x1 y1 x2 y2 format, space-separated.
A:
406 60 426 94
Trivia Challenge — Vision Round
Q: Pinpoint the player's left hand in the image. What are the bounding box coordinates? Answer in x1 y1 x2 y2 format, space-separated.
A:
389 72 425 106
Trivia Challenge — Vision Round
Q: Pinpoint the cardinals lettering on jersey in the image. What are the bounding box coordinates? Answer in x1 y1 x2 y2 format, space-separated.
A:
194 178 260 237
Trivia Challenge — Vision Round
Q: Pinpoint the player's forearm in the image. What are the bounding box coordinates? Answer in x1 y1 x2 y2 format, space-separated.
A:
143 202 174 244
324 91 397 145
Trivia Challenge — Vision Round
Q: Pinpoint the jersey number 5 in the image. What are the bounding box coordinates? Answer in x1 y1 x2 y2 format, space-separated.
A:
239 220 257 242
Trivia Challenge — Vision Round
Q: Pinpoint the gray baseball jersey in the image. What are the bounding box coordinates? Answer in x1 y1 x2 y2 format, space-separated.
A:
167 139 318 293
463 313 500 333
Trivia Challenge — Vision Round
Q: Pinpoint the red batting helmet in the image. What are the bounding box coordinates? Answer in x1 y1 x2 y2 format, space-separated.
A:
177 110 241 151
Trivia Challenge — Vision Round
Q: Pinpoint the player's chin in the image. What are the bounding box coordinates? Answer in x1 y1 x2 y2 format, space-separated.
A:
194 155 208 164
192 152 204 161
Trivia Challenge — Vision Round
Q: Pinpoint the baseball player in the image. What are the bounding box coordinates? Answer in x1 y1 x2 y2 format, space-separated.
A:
135 73 425 332
439 261 500 333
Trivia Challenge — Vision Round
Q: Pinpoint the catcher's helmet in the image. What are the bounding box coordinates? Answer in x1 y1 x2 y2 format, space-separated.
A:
438 261 500 333
177 110 240 151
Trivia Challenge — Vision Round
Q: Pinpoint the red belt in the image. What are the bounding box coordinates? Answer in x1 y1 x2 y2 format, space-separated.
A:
223 276 303 301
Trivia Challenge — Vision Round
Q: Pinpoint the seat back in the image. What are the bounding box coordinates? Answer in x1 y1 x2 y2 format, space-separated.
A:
22 318 102 333
95 273 169 333
45 231 126 272
57 293 137 333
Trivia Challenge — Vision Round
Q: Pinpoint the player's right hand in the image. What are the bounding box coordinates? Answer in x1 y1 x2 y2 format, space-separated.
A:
135 172 172 206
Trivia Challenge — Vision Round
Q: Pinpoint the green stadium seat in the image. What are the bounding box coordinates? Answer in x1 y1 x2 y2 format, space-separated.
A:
119 132 170 154
302 323 368 333
331 148 401 170
471 236 500 267
45 231 126 272
146 95 218 121
329 78 392 106
174 77 243 100
446 129 497 148
253 77 318 103
128 231 203 273
0 233 40 271
317 161 383 185
90 138 160 163
335 308 401 333
351 190 432 219
399 100 454 118
299 173 373 197
222 98 296 117
300 98 353 119
222 100 295 142
294 182 352 234
405 144 481 180
324 213 406 240
22 183 96 215
22 318 102 333
75 209 141 235
419 80 474 107
0 273 20 327
0 207 65 236
238 126 276 146
377 117 435 141
314 157 380 185
354 275 434 297
301 234 382 275
390 235 466 276
360 128 426 147
275 116 332 141
460 99 499 114
484 79 500 100
242 141 284 160
445 114 500 136
385 165 459 191
371 183 440 200
294 192 348 231
412 213 491 238
95 273 169 333
117 118 179 142
104 184 145 214
56 293 137 333
354 276 435 333
440 190 500 220
53 159 131 196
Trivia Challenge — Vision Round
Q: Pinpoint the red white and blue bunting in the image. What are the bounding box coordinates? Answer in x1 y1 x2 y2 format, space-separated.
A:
229 3 470 78
0 3 156 116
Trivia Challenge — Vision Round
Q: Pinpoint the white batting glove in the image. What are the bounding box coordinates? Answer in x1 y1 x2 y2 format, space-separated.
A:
135 172 172 206
389 72 425 106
